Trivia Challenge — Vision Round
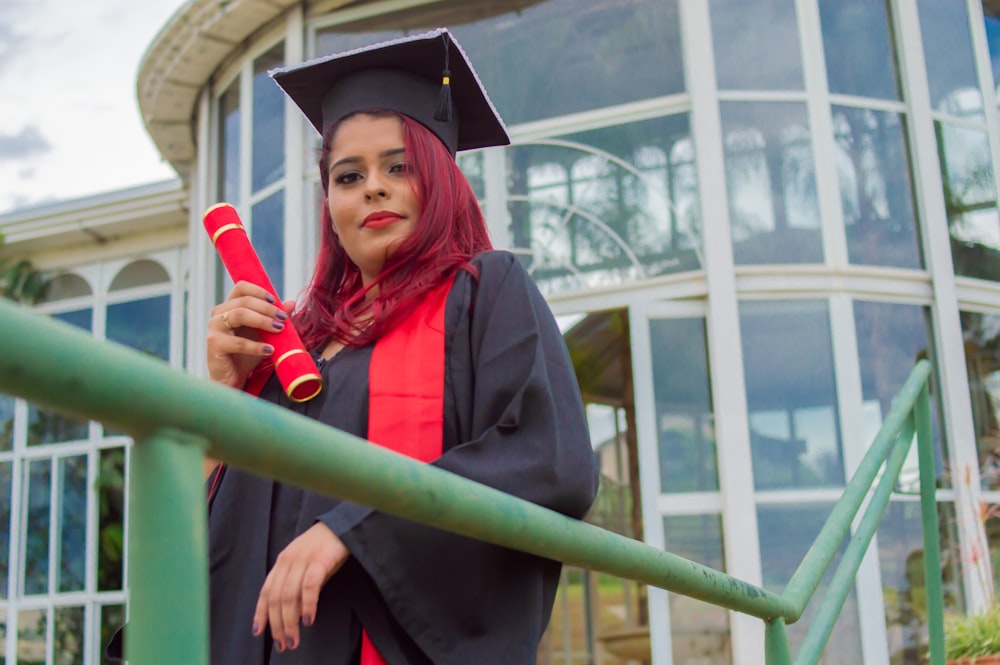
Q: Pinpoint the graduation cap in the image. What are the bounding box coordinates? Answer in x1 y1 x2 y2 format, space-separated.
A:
270 28 509 155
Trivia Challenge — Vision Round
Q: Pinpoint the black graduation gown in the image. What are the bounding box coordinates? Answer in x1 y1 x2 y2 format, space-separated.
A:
208 250 600 665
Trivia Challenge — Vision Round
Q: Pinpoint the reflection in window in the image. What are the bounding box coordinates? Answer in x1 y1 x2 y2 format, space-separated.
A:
453 0 682 125
663 514 731 665
38 274 90 303
54 605 84 665
252 191 286 297
986 15 1000 87
252 43 285 192
1 394 12 452
758 504 861 664
721 103 822 265
938 123 1000 282
916 0 982 116
107 296 170 361
985 507 1000 598
0 461 9 599
878 501 963 665
710 0 803 90
23 460 50 595
741 300 844 490
219 80 241 205
100 604 125 665
508 114 700 294
853 301 946 487
18 608 45 665
456 151 485 201
959 311 1000 491
28 310 92 447
58 455 87 592
832 107 921 269
649 317 718 493
818 0 900 100
97 448 125 592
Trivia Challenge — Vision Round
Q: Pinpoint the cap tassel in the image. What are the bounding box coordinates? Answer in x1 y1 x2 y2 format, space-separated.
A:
433 33 453 122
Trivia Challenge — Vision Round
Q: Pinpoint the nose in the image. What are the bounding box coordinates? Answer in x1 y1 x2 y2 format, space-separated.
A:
364 174 388 200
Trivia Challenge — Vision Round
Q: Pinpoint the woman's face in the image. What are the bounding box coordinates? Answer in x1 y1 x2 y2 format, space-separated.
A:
326 114 420 286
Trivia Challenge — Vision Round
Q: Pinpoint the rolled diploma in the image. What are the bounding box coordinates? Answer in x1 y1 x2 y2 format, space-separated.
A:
203 203 322 403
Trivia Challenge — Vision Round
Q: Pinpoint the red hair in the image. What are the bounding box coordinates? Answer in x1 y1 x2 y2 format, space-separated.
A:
293 111 493 350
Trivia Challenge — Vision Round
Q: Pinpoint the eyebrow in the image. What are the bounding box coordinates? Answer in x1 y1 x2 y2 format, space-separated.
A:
330 147 405 172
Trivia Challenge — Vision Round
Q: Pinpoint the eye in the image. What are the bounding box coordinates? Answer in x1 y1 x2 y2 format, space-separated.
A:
388 161 410 175
331 170 361 186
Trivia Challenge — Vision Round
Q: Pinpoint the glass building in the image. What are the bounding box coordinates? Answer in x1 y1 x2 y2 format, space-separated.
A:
4 0 1000 663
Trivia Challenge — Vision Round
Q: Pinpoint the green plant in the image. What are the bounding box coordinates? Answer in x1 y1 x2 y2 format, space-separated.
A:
944 603 1000 660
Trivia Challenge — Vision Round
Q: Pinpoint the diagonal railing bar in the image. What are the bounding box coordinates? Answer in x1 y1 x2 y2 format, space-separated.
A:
0 298 946 665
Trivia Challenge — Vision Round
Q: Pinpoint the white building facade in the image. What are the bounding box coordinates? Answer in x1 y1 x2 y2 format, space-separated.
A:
4 0 1000 663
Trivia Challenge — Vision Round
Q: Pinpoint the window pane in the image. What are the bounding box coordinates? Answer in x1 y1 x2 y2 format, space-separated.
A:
960 311 1000 491
54 606 84 665
97 448 125 592
99 605 124 665
818 0 900 100
507 113 700 295
663 514 731 665
106 295 170 361
916 0 982 116
986 506 1000 598
17 609 45 665
853 301 947 486
219 80 240 204
252 43 285 192
456 151 485 201
251 191 285 297
108 260 169 291
23 460 50 595
986 15 1000 87
939 122 1000 282
878 501 962 665
649 317 718 493
0 395 11 452
57 456 87 592
0 462 10 599
758 504 861 664
28 309 91 446
833 107 922 269
741 300 843 490
710 0 803 90
721 102 822 265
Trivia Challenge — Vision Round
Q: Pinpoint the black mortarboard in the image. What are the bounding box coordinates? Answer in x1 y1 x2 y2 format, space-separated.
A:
270 28 509 155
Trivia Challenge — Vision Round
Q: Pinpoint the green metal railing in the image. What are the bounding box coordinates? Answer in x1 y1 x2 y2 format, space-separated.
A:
0 297 946 664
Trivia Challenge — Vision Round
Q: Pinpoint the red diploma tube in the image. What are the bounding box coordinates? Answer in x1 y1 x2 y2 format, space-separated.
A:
203 203 323 403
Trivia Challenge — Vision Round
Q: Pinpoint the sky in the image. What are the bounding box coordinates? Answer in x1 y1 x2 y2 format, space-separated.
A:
0 0 188 215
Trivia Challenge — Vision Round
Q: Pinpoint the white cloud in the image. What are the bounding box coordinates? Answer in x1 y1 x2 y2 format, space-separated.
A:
0 0 187 213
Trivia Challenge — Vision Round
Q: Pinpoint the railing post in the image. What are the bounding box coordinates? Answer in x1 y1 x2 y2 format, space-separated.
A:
915 384 946 665
765 618 792 665
126 428 209 665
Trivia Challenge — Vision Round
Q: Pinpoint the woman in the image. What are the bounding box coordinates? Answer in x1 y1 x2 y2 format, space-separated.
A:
205 29 598 664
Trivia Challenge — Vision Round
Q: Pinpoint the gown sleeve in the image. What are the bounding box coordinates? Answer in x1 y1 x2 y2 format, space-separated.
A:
317 251 599 664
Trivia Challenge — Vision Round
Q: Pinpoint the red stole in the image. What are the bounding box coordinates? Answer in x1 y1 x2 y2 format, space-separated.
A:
221 279 452 664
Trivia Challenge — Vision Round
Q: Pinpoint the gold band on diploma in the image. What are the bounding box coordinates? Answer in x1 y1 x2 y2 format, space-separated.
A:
211 224 246 245
275 348 307 368
287 374 323 403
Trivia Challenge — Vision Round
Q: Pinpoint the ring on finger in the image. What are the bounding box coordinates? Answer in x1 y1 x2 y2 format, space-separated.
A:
221 311 234 331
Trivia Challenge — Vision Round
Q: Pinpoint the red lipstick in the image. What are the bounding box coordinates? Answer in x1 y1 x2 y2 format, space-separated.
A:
362 211 403 229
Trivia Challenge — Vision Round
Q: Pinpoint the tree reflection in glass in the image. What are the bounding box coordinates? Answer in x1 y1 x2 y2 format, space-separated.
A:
818 0 901 100
507 114 700 295
938 123 1000 282
27 309 91 447
721 102 822 265
54 605 84 665
0 394 11 452
57 456 87 593
0 461 10 600
23 460 50 596
832 107 921 269
959 311 1000 492
740 300 844 490
97 448 124 592
878 501 963 665
17 608 45 665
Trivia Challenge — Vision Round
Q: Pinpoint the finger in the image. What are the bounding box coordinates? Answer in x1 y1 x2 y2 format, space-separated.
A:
266 562 294 651
211 307 286 335
279 564 307 650
227 280 276 304
252 577 273 640
206 330 274 358
281 299 296 316
299 562 327 629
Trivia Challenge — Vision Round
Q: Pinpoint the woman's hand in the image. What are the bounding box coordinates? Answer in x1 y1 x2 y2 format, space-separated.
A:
251 522 350 651
206 281 294 389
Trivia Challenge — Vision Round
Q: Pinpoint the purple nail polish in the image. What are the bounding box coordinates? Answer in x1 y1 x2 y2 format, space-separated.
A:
272 320 285 331
276 310 288 320
252 622 259 635
265 293 276 304
303 614 313 627
286 639 296 651
263 345 275 354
